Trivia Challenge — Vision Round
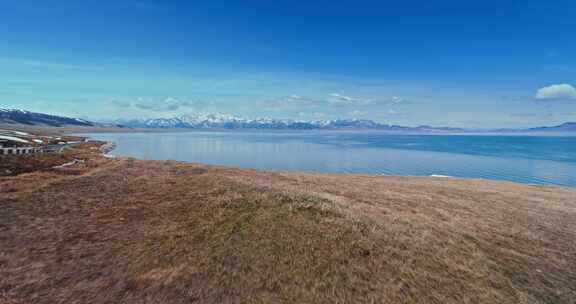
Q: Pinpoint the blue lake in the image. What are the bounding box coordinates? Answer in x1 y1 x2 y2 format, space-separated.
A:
85 131 576 187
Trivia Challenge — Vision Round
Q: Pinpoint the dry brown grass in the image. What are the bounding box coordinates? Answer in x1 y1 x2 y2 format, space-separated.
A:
1 150 575 303
0 141 106 177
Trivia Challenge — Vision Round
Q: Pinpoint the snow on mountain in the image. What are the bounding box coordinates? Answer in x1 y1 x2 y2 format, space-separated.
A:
0 108 95 127
3 107 574 132
118 113 576 132
117 113 406 130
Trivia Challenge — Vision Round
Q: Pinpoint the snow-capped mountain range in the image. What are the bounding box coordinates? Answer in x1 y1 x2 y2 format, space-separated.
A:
1 108 575 133
115 113 415 130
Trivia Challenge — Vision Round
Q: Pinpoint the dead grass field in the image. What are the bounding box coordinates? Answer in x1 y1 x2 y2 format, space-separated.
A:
0 141 106 177
1 146 575 303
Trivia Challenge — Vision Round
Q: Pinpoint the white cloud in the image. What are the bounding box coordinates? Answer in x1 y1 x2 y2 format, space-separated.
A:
348 110 366 117
298 112 326 119
389 96 405 105
328 93 372 105
110 99 132 108
112 97 198 112
268 93 405 113
267 95 325 111
535 83 576 100
330 93 354 102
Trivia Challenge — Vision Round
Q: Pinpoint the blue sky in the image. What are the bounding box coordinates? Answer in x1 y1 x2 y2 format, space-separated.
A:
0 0 575 127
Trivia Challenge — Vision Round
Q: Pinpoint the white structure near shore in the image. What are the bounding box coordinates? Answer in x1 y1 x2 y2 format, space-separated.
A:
0 145 64 155
0 129 79 156
0 147 40 155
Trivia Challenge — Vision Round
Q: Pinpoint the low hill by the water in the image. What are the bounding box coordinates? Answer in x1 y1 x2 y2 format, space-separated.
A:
0 108 94 127
1 141 575 303
527 122 576 132
0 109 124 130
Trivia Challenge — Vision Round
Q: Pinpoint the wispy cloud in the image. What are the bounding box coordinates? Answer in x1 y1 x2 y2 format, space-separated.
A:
268 93 394 109
111 97 201 112
284 94 323 106
328 93 373 106
298 112 327 119
266 95 326 111
264 93 411 120
110 99 132 108
347 110 366 117
387 96 409 105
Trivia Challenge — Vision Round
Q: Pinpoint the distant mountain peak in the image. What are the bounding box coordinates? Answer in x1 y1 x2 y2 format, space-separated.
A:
528 122 576 132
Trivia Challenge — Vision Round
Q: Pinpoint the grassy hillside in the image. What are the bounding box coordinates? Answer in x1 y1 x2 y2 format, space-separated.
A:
1 145 575 303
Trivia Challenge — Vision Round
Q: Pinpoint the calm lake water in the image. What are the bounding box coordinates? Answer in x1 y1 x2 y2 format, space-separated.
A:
85 131 576 187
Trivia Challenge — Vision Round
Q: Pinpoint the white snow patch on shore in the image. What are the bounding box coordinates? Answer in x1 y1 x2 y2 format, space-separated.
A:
0 135 30 143
0 129 29 136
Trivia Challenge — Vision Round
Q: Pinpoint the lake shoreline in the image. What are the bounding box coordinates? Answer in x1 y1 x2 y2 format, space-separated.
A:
84 130 576 188
2 139 576 303
4 122 575 137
